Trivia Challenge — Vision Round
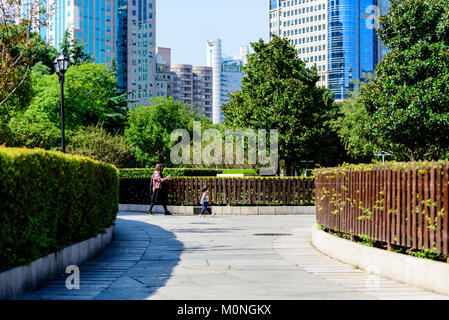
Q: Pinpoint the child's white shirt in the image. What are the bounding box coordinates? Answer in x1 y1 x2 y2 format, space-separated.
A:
200 194 209 204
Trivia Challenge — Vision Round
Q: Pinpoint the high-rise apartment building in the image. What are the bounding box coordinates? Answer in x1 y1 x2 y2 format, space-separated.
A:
170 64 213 119
40 0 116 65
155 47 173 98
117 0 156 107
268 0 384 100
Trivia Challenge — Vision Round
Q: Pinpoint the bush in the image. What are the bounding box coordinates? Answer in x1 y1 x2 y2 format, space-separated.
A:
0 147 119 270
119 167 224 179
221 169 258 175
163 168 223 177
67 126 138 168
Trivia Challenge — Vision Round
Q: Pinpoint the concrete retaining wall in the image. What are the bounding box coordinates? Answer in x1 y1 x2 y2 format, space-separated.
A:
311 224 449 296
119 204 316 215
0 226 114 300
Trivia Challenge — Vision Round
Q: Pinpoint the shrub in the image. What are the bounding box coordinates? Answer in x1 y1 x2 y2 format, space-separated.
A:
221 169 258 175
119 167 223 179
163 168 223 177
67 126 138 168
0 147 119 270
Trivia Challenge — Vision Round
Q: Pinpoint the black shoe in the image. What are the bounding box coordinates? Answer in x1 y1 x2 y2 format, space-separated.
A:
164 211 172 215
146 211 153 215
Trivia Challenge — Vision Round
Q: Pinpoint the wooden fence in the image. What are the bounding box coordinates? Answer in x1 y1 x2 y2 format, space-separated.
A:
119 176 314 206
315 161 449 255
167 177 314 206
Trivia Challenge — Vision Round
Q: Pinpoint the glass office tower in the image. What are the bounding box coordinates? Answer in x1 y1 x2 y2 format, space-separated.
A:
40 0 116 65
328 0 379 99
269 0 385 100
117 0 156 107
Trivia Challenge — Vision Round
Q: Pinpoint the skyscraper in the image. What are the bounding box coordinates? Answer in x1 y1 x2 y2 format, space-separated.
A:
269 0 328 88
155 47 173 99
268 0 385 100
206 39 248 124
117 0 156 107
39 0 156 107
41 0 116 65
206 39 222 124
169 64 213 119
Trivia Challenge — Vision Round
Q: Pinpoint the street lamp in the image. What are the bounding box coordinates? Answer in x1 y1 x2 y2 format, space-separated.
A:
374 151 393 165
53 53 70 153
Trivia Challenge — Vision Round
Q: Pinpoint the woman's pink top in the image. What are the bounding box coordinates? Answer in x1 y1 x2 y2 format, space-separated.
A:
152 170 163 191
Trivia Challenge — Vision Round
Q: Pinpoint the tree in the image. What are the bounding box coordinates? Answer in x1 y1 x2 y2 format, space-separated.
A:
59 29 93 65
67 126 138 168
0 0 47 107
22 63 126 131
360 0 449 160
332 84 377 160
125 97 192 167
222 36 340 173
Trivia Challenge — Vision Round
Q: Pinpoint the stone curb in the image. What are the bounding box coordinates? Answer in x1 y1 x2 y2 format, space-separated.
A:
119 204 316 215
0 226 114 300
311 224 449 297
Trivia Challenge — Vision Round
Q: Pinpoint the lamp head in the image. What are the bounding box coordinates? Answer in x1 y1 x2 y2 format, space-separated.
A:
53 53 70 76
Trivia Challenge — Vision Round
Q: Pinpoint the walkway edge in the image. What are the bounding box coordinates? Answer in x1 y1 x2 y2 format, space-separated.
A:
311 224 449 297
119 204 316 215
0 226 114 300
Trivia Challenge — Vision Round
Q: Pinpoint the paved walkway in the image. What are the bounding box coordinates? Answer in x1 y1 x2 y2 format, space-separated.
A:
20 212 447 300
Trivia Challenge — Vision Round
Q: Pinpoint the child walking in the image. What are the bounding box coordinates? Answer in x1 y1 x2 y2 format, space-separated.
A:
200 186 215 217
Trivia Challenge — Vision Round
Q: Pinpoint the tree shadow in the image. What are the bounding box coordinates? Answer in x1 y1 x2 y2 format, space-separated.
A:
19 217 182 300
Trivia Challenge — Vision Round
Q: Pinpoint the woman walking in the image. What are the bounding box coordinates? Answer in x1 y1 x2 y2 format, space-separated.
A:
147 163 171 215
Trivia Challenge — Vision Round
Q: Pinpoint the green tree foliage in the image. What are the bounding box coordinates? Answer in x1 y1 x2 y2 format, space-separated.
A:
222 36 341 173
125 97 193 167
0 0 47 108
59 29 93 65
19 63 126 131
67 126 138 168
332 85 376 160
359 0 449 160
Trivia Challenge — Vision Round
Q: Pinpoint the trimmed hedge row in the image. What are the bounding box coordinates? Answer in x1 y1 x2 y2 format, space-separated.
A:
0 147 119 270
119 167 224 179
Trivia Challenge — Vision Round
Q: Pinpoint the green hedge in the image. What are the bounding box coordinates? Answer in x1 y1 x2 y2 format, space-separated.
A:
0 147 119 270
120 167 224 179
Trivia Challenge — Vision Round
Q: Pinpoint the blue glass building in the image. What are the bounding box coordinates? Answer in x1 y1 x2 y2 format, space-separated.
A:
117 0 156 107
269 0 386 100
328 0 380 99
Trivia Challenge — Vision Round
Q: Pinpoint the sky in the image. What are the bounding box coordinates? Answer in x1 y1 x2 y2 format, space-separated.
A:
156 0 268 66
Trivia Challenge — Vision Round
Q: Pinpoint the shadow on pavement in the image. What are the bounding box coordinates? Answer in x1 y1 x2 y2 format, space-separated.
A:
19 216 183 300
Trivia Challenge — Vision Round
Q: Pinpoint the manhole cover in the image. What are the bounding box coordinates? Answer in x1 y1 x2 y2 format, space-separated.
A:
253 233 292 236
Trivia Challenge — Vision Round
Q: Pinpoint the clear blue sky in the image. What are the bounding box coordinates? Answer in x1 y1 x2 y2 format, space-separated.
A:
156 0 268 66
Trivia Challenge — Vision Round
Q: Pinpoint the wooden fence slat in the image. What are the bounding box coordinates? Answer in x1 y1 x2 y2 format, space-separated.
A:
418 162 424 249
443 160 449 255
424 162 430 249
430 161 436 250
406 164 412 248
412 162 417 248
436 162 442 253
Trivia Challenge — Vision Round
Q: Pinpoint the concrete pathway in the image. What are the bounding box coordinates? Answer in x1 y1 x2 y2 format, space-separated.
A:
20 212 448 300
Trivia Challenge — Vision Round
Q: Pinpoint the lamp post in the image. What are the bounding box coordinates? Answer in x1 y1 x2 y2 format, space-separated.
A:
374 151 393 165
53 53 70 153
